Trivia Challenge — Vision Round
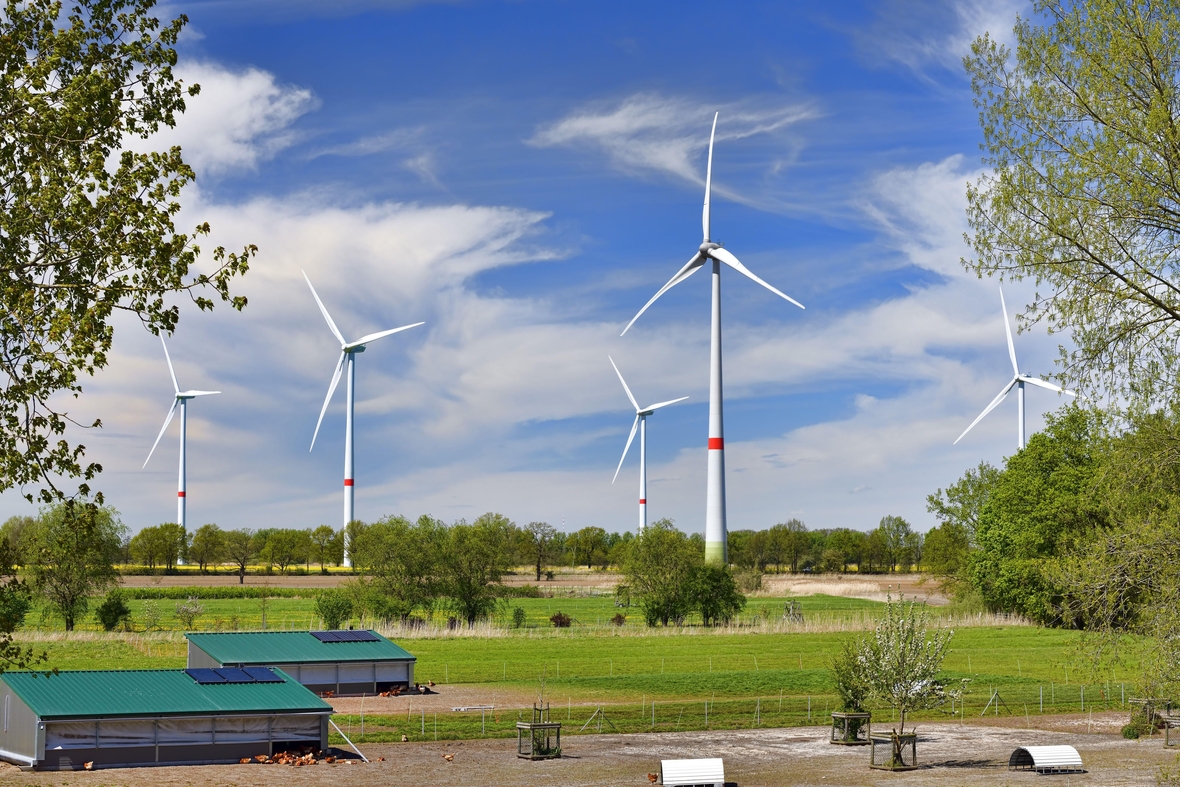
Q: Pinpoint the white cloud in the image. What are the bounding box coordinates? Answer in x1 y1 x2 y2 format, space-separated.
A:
531 93 818 188
857 0 1023 73
126 61 316 176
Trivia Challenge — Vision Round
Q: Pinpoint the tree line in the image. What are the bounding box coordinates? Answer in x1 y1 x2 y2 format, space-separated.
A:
727 516 923 574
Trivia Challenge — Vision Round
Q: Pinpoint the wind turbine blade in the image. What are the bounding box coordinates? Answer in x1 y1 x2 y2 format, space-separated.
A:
612 415 640 484
621 252 706 336
954 378 1017 445
183 390 221 397
1019 375 1076 396
310 352 346 452
709 247 805 309
303 270 346 345
143 398 179 468
703 111 718 242
160 335 179 394
608 356 640 411
347 321 425 349
1000 287 1019 376
644 396 689 411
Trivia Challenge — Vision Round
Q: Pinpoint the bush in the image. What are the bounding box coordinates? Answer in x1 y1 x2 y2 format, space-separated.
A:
512 606 527 628
735 569 763 593
140 600 162 632
174 596 206 630
1122 724 1141 739
610 613 626 627
94 589 131 632
550 611 571 628
315 590 353 630
120 586 304 600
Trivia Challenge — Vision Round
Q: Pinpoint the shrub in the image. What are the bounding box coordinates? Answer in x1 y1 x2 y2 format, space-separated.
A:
550 611 571 628
735 568 763 593
610 613 626 627
120 586 304 600
1122 724 1141 740
174 596 206 630
512 606 527 628
315 589 353 630
94 589 131 632
140 601 162 632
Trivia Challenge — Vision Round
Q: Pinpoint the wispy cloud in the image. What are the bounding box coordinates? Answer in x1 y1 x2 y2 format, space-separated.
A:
854 0 1023 74
309 127 423 159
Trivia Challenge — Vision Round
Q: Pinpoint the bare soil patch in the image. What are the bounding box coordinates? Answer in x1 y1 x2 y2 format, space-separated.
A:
0 720 1171 786
758 573 950 606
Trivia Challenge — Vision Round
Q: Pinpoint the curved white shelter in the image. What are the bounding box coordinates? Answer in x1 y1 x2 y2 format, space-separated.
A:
1008 745 1083 773
660 757 724 786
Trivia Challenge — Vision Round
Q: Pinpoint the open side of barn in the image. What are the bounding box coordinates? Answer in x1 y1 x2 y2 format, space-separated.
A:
185 630 415 696
0 669 332 771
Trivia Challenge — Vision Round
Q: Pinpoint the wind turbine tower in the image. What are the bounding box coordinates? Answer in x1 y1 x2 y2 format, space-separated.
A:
304 272 424 567
622 113 805 563
143 336 220 539
954 287 1076 449
609 356 687 532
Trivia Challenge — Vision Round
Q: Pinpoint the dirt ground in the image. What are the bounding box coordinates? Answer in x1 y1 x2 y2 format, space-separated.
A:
1 715 1174 786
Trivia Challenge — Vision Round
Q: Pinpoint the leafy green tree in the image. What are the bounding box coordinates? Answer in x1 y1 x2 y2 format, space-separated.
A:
0 0 253 507
877 516 913 572
521 521 557 581
964 0 1180 403
187 524 224 573
624 519 702 626
569 526 608 569
224 528 254 585
862 528 888 573
344 520 368 570
156 523 187 572
922 522 970 581
353 515 442 621
968 407 1107 623
439 513 517 625
315 589 353 630
830 639 869 713
827 528 866 572
0 516 34 562
309 525 337 574
94 587 130 631
926 461 1000 546
129 526 162 568
24 502 125 630
691 564 745 625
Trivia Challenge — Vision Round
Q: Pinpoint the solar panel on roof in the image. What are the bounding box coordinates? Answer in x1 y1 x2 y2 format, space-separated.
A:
243 667 283 683
311 630 379 642
311 631 340 642
214 667 254 683
186 668 226 684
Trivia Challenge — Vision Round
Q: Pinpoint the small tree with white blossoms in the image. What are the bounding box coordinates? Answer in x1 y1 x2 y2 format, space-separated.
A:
855 594 953 765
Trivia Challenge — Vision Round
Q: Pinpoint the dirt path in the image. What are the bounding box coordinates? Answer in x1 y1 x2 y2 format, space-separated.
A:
0 720 1172 786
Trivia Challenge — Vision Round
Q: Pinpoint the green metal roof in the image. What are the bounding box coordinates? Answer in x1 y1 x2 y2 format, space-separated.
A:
185 631 416 666
1 669 331 720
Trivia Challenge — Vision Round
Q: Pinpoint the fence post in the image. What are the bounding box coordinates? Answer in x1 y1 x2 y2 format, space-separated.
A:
1040 685 1043 714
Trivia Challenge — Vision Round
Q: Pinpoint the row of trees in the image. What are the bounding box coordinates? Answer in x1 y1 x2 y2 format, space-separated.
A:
727 517 924 574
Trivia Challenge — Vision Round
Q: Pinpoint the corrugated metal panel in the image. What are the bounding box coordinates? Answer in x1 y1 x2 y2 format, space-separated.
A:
661 757 725 786
2 670 331 720
1009 745 1083 772
185 631 415 665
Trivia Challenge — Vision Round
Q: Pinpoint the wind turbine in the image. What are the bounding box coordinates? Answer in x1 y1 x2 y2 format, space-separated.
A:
621 113 805 564
143 336 220 544
609 357 687 533
304 271 424 567
954 287 1076 449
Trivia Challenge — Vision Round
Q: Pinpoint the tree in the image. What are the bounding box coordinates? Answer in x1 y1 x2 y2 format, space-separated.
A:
315 589 353 630
187 524 224 573
774 519 809 573
439 513 517 625
878 516 913 572
344 520 368 570
94 587 130 631
522 521 557 581
155 523 187 572
854 595 953 750
922 522 970 581
0 516 34 562
129 526 162 568
0 0 253 507
353 515 442 622
24 502 124 630
863 528 887 573
624 519 702 626
569 526 608 569
964 0 1180 403
224 529 255 585
827 528 865 572
691 564 746 625
309 525 337 574
0 532 39 672
926 462 1000 546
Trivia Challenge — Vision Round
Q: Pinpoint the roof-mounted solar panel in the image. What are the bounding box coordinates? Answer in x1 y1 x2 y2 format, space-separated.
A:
311 630 341 642
311 629 380 643
186 668 226 684
243 666 283 683
214 667 254 683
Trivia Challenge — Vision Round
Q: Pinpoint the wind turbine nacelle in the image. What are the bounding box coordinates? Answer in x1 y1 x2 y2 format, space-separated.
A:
699 241 720 254
353 345 366 353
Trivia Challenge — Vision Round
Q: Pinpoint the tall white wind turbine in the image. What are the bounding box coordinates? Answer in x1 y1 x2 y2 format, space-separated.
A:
304 271 424 567
143 336 220 540
609 357 687 533
621 113 805 564
954 287 1076 449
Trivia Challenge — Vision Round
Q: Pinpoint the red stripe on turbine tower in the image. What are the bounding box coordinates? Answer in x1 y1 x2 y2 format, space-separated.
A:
177 491 185 497
708 437 724 450
343 479 354 487
639 499 646 504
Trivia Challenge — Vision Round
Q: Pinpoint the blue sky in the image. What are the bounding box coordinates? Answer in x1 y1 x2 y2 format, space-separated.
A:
5 0 1074 537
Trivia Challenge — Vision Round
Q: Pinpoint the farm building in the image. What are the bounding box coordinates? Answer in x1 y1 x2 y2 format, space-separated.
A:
186 630 415 696
0 668 331 770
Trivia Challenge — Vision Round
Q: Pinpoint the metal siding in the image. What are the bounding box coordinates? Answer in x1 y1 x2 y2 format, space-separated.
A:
184 631 415 665
186 641 219 669
661 758 725 787
1014 746 1083 771
2 670 330 719
0 680 38 765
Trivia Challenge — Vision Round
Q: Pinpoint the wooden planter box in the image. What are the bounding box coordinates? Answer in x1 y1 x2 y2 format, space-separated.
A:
830 712 871 745
870 732 917 770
